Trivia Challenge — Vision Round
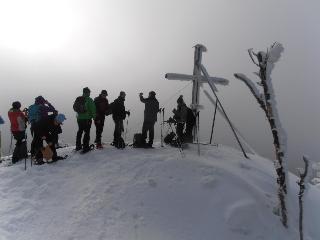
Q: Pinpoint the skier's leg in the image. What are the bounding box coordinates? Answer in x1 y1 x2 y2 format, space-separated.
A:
83 119 92 150
76 120 84 150
142 121 147 143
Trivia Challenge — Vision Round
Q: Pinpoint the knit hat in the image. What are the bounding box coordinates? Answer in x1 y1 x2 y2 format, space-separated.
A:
149 91 156 97
101 90 108 95
35 96 45 105
55 114 66 124
12 101 21 109
83 87 90 94
177 95 184 104
120 91 126 97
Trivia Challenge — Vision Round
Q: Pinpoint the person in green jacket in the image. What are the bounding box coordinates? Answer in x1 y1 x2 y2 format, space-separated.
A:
74 87 96 153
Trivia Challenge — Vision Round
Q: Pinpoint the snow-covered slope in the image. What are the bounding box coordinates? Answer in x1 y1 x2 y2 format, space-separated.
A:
0 144 319 240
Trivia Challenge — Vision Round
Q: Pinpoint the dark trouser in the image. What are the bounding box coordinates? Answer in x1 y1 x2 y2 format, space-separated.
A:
94 116 105 145
76 119 92 149
176 122 185 143
12 131 27 163
113 120 124 143
142 121 155 144
184 122 194 143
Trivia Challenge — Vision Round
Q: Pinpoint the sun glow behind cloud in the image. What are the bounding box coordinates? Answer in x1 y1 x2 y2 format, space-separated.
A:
0 0 78 54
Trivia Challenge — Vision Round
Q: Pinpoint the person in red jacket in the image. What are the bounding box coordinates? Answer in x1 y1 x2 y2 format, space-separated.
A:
8 101 28 164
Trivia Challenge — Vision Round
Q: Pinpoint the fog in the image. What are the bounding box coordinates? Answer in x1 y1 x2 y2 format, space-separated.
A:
0 0 319 173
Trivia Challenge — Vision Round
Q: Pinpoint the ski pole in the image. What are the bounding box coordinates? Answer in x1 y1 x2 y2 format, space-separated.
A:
209 100 218 144
24 133 27 170
9 133 13 154
196 112 200 156
168 123 184 158
161 108 164 147
124 115 130 143
0 130 2 160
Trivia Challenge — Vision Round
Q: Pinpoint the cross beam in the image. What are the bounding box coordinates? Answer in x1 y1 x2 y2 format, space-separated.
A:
165 44 229 111
164 44 249 159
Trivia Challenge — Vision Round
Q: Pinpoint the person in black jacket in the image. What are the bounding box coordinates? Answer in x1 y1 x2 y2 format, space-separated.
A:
112 91 130 147
33 114 66 165
139 91 159 147
94 90 109 148
173 95 188 143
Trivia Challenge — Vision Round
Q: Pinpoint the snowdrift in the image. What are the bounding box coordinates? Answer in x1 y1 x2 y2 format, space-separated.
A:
0 144 320 240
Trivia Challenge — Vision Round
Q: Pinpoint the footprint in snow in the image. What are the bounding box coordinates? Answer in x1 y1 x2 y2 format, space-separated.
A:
201 175 217 189
148 179 157 188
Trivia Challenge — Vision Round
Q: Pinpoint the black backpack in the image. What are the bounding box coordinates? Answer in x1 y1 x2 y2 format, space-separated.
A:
164 132 176 144
73 96 86 114
132 133 145 148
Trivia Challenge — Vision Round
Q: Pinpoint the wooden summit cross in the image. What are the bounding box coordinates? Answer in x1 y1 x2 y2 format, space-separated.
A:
165 44 229 112
165 44 249 158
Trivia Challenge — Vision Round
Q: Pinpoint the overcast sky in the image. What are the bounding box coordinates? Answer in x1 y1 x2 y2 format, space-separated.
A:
0 0 319 172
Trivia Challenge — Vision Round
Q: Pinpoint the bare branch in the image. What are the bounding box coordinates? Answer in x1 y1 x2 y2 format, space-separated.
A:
248 48 260 67
234 73 267 113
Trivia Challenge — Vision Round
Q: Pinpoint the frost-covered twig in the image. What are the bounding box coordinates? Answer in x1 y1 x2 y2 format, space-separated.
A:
235 42 288 228
248 48 259 67
297 156 310 240
234 73 266 112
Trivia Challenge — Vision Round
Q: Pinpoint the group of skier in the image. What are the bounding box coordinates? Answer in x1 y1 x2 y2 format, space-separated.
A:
73 87 161 152
7 96 66 165
0 87 196 165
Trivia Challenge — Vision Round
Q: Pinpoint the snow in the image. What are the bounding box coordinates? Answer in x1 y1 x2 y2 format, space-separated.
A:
1 144 320 240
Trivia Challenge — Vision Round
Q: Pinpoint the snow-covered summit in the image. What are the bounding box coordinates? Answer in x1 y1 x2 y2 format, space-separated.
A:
0 144 319 240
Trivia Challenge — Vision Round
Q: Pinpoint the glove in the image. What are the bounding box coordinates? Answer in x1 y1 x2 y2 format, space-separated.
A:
126 111 130 116
139 93 143 96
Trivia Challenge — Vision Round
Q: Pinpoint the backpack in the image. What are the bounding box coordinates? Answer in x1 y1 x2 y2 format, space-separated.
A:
41 145 54 162
73 96 86 114
164 132 176 144
132 133 145 148
28 104 41 124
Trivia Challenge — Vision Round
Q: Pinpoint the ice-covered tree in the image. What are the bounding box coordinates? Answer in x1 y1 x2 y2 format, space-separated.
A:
234 42 288 227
